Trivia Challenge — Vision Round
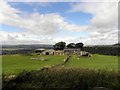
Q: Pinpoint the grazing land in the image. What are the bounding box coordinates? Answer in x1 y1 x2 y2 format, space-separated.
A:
2 54 118 75
65 54 118 70
2 55 66 74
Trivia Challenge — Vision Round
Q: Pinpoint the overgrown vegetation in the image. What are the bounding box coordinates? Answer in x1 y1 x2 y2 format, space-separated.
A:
84 46 120 56
2 68 120 90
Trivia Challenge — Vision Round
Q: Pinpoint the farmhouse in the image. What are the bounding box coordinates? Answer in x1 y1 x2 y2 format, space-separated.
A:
64 48 92 57
34 48 92 57
64 48 81 55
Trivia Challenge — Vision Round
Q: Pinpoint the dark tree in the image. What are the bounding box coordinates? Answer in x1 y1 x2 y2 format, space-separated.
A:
66 43 75 48
54 41 66 50
84 46 119 56
75 42 84 49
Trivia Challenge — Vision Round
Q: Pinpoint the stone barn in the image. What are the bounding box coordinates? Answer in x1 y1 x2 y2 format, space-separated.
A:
42 49 55 55
81 51 92 57
42 50 65 55
54 50 64 55
34 48 45 55
64 48 81 55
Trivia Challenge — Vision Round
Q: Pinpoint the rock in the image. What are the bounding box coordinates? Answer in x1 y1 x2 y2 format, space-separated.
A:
4 75 16 81
93 87 112 90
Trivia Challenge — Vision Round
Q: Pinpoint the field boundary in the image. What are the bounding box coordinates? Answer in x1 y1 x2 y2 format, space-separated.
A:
41 55 71 71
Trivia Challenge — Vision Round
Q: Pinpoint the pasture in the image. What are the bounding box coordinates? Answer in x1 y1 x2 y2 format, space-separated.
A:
2 54 118 75
2 55 66 74
65 54 118 70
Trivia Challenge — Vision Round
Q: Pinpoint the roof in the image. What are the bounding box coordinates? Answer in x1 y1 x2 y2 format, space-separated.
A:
44 49 55 52
55 50 64 52
64 48 81 50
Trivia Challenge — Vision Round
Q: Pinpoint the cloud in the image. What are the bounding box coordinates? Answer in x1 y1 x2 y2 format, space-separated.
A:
67 2 118 45
0 0 88 36
0 1 57 35
0 0 118 45
6 0 119 2
69 2 118 31
0 30 55 45
80 0 119 2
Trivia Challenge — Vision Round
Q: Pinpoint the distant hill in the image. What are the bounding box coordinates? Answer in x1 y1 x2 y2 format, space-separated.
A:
112 43 120 46
85 43 120 47
2 44 53 49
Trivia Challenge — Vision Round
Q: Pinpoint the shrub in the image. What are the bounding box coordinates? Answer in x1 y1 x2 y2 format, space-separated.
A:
2 68 120 90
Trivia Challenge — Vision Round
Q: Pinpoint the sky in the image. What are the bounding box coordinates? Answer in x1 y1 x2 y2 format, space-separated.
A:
0 0 118 45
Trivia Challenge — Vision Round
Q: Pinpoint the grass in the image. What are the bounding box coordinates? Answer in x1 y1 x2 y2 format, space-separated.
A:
2 54 66 75
2 54 119 89
0 56 2 75
65 54 118 70
2 54 118 75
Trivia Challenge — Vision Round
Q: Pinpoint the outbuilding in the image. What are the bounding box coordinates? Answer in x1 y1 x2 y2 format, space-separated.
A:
64 48 81 55
42 49 55 55
34 48 45 54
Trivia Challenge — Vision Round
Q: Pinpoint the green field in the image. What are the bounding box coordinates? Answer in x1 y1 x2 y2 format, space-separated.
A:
65 54 118 70
2 55 66 74
2 54 118 75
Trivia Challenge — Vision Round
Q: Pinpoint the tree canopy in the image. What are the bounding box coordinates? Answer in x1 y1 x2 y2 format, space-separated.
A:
66 42 84 49
53 41 66 50
54 42 84 50
66 43 75 48
75 43 84 49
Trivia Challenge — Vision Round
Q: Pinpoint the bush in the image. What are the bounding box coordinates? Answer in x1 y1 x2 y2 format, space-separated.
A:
2 68 120 90
83 46 119 56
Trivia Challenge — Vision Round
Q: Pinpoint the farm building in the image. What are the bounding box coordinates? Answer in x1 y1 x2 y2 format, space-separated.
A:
64 48 81 55
54 50 64 55
80 51 92 57
42 49 55 55
34 48 92 56
64 48 92 56
42 50 64 55
35 48 45 53
35 48 64 55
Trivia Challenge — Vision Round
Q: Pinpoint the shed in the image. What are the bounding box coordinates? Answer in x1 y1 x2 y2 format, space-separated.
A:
35 48 45 53
42 49 55 55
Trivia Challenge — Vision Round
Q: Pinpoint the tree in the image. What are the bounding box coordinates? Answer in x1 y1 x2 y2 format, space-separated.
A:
54 41 66 50
66 43 75 48
75 42 84 49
